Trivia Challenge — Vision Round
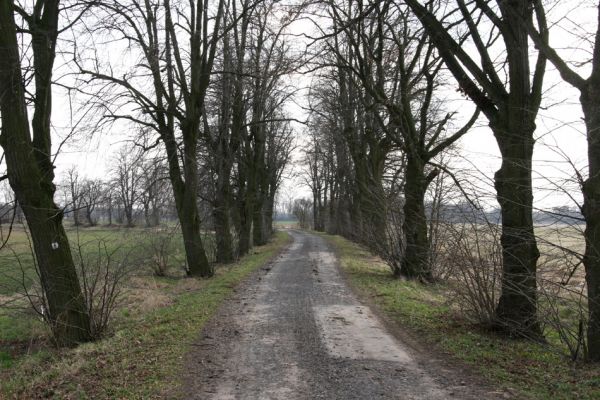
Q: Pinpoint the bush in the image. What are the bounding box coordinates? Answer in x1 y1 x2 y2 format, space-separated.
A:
442 220 501 326
73 238 132 339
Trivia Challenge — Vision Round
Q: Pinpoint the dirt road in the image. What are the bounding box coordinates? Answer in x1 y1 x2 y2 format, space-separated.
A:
183 230 501 399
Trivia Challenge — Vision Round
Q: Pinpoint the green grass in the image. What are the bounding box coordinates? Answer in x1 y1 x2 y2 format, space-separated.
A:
323 233 600 400
0 230 291 399
0 313 45 342
0 225 191 352
0 225 190 296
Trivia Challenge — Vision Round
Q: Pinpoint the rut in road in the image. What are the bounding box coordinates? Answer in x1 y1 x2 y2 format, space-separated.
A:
183 230 501 399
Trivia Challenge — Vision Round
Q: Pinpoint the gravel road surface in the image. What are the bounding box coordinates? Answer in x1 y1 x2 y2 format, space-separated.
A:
183 230 503 399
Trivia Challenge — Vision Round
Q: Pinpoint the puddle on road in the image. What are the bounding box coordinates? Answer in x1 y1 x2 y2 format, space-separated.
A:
314 304 412 363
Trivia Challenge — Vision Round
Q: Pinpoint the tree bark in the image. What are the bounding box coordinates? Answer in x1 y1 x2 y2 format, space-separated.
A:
581 93 600 360
524 0 600 359
107 196 112 226
124 206 134 227
236 148 253 256
213 171 234 263
400 156 431 281
251 122 269 247
491 119 542 338
237 202 252 256
179 198 211 277
167 122 213 277
0 0 91 346
85 207 95 226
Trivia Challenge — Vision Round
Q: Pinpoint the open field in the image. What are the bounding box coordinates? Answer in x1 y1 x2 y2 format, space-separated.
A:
324 233 600 400
0 226 291 398
0 225 188 296
273 220 299 229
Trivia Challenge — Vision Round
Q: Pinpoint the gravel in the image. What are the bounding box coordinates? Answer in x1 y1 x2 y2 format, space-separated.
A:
182 230 503 400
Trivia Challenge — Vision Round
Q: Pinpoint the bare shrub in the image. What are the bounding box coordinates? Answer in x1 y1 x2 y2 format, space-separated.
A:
73 238 132 339
144 226 180 277
538 278 588 361
535 228 589 361
442 219 502 325
0 225 130 342
377 198 404 277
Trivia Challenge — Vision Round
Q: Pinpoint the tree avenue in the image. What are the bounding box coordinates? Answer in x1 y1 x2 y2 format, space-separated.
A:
1 0 600 372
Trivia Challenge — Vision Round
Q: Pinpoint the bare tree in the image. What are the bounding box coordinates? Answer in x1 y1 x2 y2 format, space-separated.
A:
80 178 103 226
234 1 300 250
263 117 295 235
293 198 313 229
76 0 234 277
65 166 84 226
0 0 91 345
140 156 169 227
111 148 143 227
326 0 479 280
404 0 547 338
101 181 116 226
203 0 254 262
524 0 600 360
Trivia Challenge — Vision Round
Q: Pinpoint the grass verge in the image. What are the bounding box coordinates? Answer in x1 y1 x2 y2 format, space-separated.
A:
323 233 600 400
0 231 291 399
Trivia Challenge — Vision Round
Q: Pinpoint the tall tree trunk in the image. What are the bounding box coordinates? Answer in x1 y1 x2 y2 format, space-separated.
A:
24 207 92 345
144 203 151 227
151 203 160 226
364 146 388 253
524 0 600 359
404 0 545 339
72 188 81 227
582 94 600 360
265 182 276 235
350 147 387 249
351 164 366 242
163 122 212 277
214 204 233 263
265 198 274 235
312 189 321 231
252 199 267 246
124 206 134 227
236 154 253 256
251 124 268 246
178 194 211 277
327 193 337 234
86 207 94 226
492 119 542 338
0 0 91 346
238 203 252 256
213 172 234 263
116 205 123 224
400 156 431 281
107 199 112 225
179 138 212 276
